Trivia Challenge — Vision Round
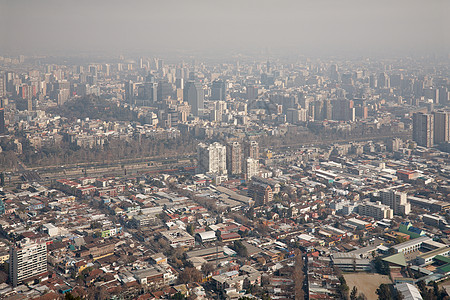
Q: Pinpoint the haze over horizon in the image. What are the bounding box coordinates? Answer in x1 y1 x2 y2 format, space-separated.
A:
1 0 449 58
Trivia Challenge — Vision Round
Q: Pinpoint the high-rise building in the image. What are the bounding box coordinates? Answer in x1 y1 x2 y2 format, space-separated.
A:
124 80 134 104
379 190 411 215
358 201 393 220
197 142 227 175
246 86 258 100
0 108 5 134
184 81 204 117
330 64 339 82
413 112 434 147
143 82 158 104
332 99 355 122
378 72 390 89
433 111 450 144
157 59 164 71
244 140 259 160
438 87 449 105
157 80 174 102
249 182 273 206
10 238 47 287
104 64 110 77
244 158 259 180
211 80 226 101
387 138 403 152
0 73 5 98
226 142 242 175
369 74 377 88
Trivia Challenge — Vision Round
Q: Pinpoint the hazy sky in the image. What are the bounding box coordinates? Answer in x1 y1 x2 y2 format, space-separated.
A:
1 0 449 57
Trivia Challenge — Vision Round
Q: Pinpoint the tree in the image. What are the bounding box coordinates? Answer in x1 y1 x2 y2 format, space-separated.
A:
374 257 390 275
178 267 202 284
350 286 358 300
171 292 186 299
186 223 195 236
376 284 392 300
201 262 215 276
64 293 82 300
357 293 367 300
337 276 349 300
233 241 248 257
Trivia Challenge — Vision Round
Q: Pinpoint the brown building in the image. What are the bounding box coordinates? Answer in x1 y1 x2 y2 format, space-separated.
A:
249 182 273 206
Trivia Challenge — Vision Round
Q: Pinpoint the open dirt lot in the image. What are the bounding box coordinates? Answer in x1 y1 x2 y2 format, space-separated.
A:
344 273 392 300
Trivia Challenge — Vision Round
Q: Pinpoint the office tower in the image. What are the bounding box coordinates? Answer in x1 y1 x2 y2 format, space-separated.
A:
124 80 134 104
433 111 450 144
332 99 354 121
379 190 411 215
0 73 5 97
197 142 227 175
226 142 242 175
89 65 97 76
87 75 97 86
104 64 110 77
157 59 164 71
57 89 70 106
330 64 339 81
143 82 157 104
323 100 333 120
184 81 204 117
311 101 323 121
413 79 424 97
424 88 439 103
298 92 309 110
286 108 307 123
246 86 258 100
211 80 226 101
209 102 223 123
438 87 449 105
5 71 15 93
413 112 434 147
244 140 259 160
378 72 390 88
369 74 377 88
390 74 403 88
0 108 5 134
175 78 184 89
355 106 368 119
157 80 174 102
10 238 47 287
244 158 259 180
341 73 353 85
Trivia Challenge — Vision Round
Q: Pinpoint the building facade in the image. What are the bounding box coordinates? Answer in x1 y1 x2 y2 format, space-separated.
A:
10 238 47 287
184 81 204 117
197 142 227 176
413 112 434 147
433 111 450 144
226 142 243 175
380 190 411 216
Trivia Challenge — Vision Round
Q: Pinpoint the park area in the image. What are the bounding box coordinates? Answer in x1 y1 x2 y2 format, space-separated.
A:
344 273 392 300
